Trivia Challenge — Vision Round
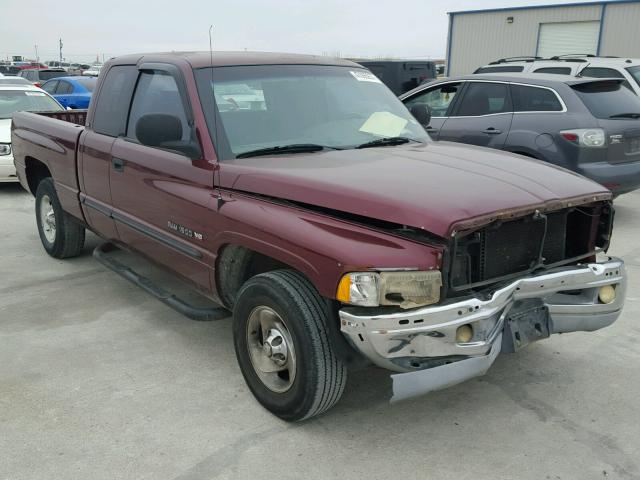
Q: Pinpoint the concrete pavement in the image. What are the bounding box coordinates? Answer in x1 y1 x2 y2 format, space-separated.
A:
1 182 638 480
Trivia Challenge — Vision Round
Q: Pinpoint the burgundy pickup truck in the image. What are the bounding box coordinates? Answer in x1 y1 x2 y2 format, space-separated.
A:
11 52 626 421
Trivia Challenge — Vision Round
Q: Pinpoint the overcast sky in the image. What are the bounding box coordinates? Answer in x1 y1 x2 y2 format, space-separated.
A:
3 0 596 63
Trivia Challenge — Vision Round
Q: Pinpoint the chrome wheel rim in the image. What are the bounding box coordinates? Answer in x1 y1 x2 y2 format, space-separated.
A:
246 306 297 393
39 194 56 243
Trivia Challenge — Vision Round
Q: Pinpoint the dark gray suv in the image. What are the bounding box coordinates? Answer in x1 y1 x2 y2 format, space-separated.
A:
400 73 640 196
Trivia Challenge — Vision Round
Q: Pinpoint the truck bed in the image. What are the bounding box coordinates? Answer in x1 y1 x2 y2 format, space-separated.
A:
11 110 88 222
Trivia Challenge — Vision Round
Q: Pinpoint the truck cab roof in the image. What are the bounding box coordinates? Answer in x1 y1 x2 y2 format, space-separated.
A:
109 51 362 69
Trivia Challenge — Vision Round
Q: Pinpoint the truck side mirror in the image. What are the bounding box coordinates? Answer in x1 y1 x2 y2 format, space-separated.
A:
135 113 201 158
409 104 431 127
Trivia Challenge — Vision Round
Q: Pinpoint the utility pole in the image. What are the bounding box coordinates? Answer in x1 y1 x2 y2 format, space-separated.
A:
59 38 63 63
34 44 39 68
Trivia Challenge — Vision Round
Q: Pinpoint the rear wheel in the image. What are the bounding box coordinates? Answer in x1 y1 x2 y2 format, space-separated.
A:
233 270 347 421
35 178 85 258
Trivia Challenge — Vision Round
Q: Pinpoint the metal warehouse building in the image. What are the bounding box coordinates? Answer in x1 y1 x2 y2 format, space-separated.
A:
446 0 640 75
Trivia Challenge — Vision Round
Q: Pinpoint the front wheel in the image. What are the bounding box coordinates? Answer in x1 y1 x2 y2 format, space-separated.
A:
35 177 85 258
233 270 347 421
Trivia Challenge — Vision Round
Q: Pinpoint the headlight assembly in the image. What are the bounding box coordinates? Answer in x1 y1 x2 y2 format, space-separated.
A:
336 270 442 308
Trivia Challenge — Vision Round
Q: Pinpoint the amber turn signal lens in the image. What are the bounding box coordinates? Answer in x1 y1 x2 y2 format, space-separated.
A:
456 324 473 343
598 285 616 304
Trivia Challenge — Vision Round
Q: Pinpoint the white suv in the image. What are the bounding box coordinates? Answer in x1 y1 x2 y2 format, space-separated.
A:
474 56 640 96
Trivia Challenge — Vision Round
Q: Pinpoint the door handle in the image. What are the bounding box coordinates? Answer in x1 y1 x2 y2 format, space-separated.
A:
482 128 502 134
112 157 125 172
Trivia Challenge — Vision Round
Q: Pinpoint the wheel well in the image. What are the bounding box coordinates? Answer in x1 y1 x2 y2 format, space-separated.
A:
216 244 289 309
24 157 52 196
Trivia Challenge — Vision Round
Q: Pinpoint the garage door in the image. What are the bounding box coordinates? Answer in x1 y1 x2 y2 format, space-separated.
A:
537 21 600 58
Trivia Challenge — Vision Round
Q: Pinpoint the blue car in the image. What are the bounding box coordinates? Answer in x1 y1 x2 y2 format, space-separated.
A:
41 76 96 109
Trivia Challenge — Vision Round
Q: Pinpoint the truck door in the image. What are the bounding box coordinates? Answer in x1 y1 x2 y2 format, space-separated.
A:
402 82 463 139
439 81 513 149
109 64 216 291
80 65 138 241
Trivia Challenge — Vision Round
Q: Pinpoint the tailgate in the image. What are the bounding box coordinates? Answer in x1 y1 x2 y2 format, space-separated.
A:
598 121 640 164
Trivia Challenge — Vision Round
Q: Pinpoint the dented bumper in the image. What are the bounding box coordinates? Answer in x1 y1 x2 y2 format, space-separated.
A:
339 258 626 399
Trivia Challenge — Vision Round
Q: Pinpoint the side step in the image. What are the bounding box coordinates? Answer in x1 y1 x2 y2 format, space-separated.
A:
93 242 229 321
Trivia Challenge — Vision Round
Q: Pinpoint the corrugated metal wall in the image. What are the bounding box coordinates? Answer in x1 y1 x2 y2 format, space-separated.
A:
447 4 602 75
600 2 640 57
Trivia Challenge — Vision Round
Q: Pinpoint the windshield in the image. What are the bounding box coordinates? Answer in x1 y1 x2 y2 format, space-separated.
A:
195 65 430 158
572 80 640 119
627 65 640 88
39 71 66 81
0 90 62 119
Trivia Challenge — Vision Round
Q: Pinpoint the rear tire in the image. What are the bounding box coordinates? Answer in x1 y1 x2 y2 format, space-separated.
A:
35 177 85 258
233 270 347 421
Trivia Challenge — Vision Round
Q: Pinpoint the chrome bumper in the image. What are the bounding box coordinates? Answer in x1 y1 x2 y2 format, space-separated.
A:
339 258 626 400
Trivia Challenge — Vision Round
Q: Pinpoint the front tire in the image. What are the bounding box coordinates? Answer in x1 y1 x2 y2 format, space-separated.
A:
233 270 347 421
35 177 85 258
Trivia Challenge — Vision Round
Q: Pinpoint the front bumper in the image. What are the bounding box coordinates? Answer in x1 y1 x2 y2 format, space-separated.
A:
339 258 626 400
0 153 18 182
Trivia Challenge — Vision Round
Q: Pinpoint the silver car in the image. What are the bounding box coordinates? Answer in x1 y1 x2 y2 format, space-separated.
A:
400 73 640 196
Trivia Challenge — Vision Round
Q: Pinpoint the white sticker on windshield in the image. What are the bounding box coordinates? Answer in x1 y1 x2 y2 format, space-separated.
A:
24 91 46 96
350 70 382 83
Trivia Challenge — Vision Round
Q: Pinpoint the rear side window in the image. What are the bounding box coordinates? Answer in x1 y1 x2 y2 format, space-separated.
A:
533 67 571 75
511 85 563 112
55 81 73 95
580 67 624 79
127 71 190 142
573 80 640 119
474 66 524 74
91 65 138 137
455 82 511 116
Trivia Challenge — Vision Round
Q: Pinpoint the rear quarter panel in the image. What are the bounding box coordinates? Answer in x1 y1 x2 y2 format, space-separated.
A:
11 111 85 220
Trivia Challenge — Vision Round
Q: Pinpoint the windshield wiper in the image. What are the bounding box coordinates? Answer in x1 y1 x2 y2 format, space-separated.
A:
609 113 640 119
236 144 341 158
356 136 417 149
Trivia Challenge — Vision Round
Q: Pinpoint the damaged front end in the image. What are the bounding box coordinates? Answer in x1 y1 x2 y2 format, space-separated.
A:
338 198 626 401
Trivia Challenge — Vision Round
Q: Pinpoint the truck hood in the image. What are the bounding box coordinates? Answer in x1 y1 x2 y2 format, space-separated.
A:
0 119 10 143
222 142 611 237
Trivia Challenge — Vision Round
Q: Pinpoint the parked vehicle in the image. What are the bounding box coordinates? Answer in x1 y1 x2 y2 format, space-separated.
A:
0 65 21 76
0 77 32 86
11 52 625 421
41 76 96 109
18 68 67 88
0 85 63 182
81 64 102 77
401 73 640 196
352 60 436 95
474 56 640 96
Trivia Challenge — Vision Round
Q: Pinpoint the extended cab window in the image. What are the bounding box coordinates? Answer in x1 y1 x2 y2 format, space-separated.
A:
511 84 563 112
91 65 138 137
126 71 191 143
454 82 511 116
627 65 640 88
404 83 461 117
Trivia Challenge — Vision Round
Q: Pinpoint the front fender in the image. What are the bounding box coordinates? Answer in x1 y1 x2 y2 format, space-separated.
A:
210 191 443 299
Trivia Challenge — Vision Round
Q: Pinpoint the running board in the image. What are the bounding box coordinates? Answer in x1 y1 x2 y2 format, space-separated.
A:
93 242 229 321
